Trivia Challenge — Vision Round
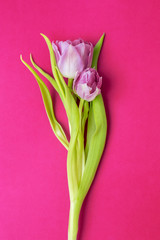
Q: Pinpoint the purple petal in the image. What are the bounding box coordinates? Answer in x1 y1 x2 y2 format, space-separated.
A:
52 42 60 62
58 45 84 78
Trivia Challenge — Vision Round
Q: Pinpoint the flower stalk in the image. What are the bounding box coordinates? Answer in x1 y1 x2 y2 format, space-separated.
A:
68 200 82 240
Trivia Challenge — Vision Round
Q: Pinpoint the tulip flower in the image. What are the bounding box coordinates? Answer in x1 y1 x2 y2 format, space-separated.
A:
52 39 93 78
73 68 102 101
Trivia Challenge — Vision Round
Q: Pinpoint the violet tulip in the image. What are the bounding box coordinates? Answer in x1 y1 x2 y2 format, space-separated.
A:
73 68 102 101
52 39 93 78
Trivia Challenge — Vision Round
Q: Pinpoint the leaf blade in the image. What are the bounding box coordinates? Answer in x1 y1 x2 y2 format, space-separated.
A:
92 33 105 69
30 54 60 95
20 55 69 150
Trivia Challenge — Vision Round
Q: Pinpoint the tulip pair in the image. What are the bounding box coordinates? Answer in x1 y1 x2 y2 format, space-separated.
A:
52 39 102 101
21 33 107 240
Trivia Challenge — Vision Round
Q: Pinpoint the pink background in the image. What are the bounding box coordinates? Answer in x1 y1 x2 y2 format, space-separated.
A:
0 0 160 239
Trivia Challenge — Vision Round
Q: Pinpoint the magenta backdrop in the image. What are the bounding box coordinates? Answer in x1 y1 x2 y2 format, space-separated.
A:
0 0 160 239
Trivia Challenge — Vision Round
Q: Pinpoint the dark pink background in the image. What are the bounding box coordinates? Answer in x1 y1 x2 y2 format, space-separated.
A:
0 0 160 239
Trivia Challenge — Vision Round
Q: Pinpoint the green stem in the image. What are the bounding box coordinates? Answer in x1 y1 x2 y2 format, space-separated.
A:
68 200 82 240
68 78 73 88
79 99 84 116
68 78 77 102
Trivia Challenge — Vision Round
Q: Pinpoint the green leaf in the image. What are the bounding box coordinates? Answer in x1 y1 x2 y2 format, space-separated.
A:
77 34 107 204
40 33 66 100
78 95 107 203
30 54 60 96
40 34 84 200
81 101 89 136
55 66 82 200
20 55 69 150
92 33 105 69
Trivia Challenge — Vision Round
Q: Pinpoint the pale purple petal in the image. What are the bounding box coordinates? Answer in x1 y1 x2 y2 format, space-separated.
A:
52 42 61 62
58 45 84 78
85 87 101 101
76 83 92 99
52 39 93 78
72 39 83 46
75 42 93 69
73 68 102 102
57 41 70 55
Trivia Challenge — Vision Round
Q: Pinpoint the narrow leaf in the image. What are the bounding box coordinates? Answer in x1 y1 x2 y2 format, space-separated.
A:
92 33 105 69
30 54 60 95
40 34 82 200
40 34 66 99
20 55 69 150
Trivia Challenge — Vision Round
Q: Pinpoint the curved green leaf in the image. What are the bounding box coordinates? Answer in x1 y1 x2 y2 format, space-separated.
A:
40 33 66 100
91 33 105 69
30 54 60 95
40 34 83 200
20 55 69 150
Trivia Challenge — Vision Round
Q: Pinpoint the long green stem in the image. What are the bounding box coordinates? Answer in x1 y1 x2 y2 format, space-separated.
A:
68 200 82 240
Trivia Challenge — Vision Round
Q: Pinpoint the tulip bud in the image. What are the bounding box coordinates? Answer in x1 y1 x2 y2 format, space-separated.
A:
52 39 93 78
73 68 102 102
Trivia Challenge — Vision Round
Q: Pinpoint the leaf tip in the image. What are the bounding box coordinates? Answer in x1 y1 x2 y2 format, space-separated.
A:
20 54 23 62
40 33 47 40
30 53 33 62
100 33 105 43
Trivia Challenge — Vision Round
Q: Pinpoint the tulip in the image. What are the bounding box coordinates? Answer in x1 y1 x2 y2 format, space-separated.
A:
73 68 102 102
52 39 93 78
